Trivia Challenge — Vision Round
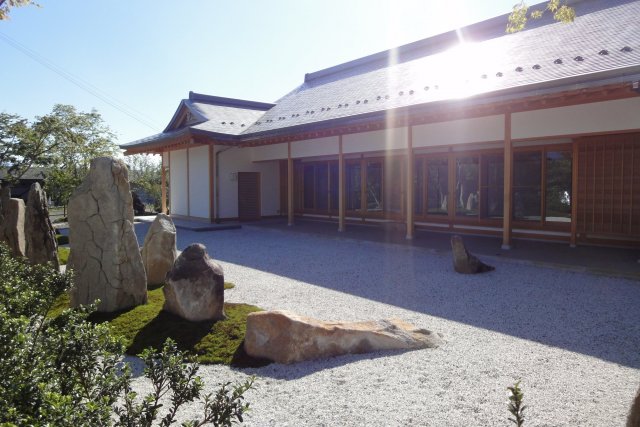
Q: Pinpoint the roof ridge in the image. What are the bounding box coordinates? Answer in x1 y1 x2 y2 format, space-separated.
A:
188 91 275 111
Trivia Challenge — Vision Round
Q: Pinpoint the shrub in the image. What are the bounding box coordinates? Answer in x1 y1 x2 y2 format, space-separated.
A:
0 243 254 426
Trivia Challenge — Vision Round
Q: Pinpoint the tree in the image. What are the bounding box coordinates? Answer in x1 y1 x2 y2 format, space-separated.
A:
43 105 119 210
0 242 254 426
507 0 575 33
0 111 58 185
0 0 38 20
0 105 119 209
125 154 162 212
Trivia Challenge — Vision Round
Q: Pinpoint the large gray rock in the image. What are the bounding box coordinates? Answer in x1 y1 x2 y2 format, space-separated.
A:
2 197 26 257
25 183 59 269
451 235 494 274
141 214 177 286
164 243 225 322
68 157 147 312
244 310 443 364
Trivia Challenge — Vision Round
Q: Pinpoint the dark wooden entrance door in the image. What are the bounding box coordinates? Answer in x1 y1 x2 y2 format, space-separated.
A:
238 172 261 221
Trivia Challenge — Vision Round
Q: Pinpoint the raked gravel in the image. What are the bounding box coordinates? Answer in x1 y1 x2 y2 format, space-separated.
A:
130 224 640 426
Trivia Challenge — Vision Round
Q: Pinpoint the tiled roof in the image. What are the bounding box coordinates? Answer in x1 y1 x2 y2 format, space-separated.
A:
241 0 640 136
121 0 640 150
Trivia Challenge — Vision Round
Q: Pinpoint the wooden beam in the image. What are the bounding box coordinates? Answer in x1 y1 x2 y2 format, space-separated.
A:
570 139 579 247
287 142 294 226
161 153 167 214
338 135 345 232
406 127 414 240
502 112 513 249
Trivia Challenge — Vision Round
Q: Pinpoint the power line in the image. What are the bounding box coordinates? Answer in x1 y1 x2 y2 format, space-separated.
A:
0 30 163 132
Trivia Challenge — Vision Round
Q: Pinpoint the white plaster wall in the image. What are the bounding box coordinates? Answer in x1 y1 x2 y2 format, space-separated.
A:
251 143 288 162
292 136 339 158
412 115 504 148
188 145 210 219
217 147 279 219
169 149 188 217
512 98 640 139
343 128 408 154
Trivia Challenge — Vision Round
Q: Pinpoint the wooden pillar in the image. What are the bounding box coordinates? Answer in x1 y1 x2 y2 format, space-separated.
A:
338 135 345 232
161 152 167 214
570 139 579 247
287 142 294 226
209 144 216 222
502 112 513 250
448 148 456 229
186 146 191 218
406 127 414 240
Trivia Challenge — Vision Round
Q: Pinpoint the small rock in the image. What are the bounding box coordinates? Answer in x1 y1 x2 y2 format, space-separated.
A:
451 235 494 274
244 310 443 364
141 214 177 286
132 191 145 216
164 243 225 322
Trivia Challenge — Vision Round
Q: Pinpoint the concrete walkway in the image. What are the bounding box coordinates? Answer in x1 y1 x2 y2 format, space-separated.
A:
250 217 640 280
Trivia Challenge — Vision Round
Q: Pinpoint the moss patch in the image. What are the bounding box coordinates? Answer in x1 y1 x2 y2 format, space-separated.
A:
47 283 266 367
57 247 70 265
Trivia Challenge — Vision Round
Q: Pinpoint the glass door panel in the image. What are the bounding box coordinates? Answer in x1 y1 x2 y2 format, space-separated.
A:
427 157 448 215
456 156 479 217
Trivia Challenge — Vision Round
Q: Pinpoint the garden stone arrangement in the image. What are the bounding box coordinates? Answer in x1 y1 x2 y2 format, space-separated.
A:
140 213 177 286
164 243 226 322
25 183 59 269
68 156 147 312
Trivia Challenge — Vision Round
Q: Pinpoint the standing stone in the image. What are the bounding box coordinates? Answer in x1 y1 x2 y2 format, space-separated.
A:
25 183 59 269
164 243 225 322
141 213 177 286
450 235 494 274
2 198 26 257
68 157 147 312
628 386 640 427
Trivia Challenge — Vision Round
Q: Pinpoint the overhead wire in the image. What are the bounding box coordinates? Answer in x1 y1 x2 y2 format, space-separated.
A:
0 30 162 132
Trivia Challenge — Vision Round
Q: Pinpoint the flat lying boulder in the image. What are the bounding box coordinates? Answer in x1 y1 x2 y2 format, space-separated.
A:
451 235 494 274
25 183 59 268
244 310 443 364
68 157 147 312
141 214 177 286
164 243 225 322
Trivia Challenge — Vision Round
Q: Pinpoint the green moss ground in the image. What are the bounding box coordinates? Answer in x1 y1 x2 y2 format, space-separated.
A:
48 282 268 367
57 247 70 265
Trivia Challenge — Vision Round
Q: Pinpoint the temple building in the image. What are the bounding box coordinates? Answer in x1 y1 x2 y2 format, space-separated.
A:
121 0 640 248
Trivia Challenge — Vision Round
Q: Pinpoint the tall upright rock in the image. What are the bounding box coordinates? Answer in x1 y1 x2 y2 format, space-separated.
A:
68 157 147 312
141 213 177 286
25 183 59 269
2 197 26 257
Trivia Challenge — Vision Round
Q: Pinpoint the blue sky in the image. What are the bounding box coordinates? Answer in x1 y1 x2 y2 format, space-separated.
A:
1 0 519 145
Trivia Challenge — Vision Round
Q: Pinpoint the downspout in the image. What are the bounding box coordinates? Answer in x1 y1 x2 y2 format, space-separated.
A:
215 146 233 222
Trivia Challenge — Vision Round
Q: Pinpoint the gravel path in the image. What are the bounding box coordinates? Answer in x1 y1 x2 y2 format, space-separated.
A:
131 224 640 426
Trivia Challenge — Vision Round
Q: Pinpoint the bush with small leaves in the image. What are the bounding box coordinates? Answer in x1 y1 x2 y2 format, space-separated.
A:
0 243 254 426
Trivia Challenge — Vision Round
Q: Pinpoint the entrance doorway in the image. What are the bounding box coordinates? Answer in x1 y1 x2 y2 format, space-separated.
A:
238 172 261 221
